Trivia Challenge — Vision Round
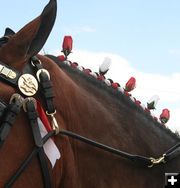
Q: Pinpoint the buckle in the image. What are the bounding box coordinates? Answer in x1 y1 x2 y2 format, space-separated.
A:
36 69 50 82
9 93 24 105
46 110 60 134
23 97 37 112
0 64 17 79
148 154 166 168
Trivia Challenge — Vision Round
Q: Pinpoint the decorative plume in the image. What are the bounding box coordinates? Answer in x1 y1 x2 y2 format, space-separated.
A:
124 77 136 92
99 57 111 75
62 36 73 58
57 55 65 61
111 82 120 89
147 95 160 110
160 109 170 124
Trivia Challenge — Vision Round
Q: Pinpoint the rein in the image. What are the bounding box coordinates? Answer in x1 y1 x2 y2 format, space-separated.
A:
0 56 180 188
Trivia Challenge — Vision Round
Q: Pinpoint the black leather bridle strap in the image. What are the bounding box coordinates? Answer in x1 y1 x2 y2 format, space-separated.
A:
59 129 180 168
25 100 52 188
31 56 55 114
0 61 20 87
0 100 21 148
59 129 152 167
165 142 180 162
0 99 6 119
4 131 55 188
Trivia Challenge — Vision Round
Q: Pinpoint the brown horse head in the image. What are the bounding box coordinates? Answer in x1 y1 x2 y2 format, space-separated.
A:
0 0 180 188
0 0 57 71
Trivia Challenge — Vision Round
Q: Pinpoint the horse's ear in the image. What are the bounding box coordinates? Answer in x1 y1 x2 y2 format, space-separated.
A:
3 0 57 60
26 0 57 57
4 28 15 36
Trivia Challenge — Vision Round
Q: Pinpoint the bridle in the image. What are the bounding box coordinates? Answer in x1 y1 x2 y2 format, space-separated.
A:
0 53 180 188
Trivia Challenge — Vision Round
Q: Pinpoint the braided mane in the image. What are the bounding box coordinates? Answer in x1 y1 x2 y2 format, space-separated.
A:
47 54 180 141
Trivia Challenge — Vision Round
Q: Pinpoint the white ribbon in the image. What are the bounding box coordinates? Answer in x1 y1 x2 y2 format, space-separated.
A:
37 118 61 168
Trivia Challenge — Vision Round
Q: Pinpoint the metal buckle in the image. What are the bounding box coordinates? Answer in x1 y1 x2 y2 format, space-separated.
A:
23 97 37 112
9 93 24 105
36 69 50 82
31 58 42 67
46 110 60 134
0 64 17 79
148 154 166 168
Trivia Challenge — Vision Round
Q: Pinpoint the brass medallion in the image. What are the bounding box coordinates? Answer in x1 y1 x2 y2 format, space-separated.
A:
18 74 38 96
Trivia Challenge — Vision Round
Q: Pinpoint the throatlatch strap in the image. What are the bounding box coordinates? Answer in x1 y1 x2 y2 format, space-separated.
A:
26 100 52 188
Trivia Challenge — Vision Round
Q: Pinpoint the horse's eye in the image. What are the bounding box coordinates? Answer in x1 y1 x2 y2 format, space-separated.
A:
0 36 9 47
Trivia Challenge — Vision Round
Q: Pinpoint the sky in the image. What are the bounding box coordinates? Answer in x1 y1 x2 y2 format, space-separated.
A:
0 0 180 132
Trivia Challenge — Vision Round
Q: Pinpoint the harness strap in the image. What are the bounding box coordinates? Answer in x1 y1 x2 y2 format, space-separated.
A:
31 56 55 114
25 99 52 188
0 99 6 119
59 129 180 168
0 100 21 147
0 61 20 86
4 131 55 188
165 142 180 162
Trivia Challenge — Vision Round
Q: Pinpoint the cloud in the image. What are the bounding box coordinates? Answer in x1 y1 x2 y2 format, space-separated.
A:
53 49 180 133
169 49 180 55
62 25 96 35
81 26 96 33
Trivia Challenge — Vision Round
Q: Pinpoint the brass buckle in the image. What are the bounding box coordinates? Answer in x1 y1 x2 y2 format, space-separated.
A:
148 154 166 168
0 65 17 79
46 110 60 135
23 97 37 112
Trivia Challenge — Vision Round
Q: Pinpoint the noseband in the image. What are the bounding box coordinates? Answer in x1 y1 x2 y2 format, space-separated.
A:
0 56 180 188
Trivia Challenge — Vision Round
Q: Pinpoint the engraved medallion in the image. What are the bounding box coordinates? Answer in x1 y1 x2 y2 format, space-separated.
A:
18 74 38 96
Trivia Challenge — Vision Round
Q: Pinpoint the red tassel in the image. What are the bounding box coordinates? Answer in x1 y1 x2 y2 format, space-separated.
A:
111 82 120 89
57 55 65 61
62 36 73 57
160 109 170 124
125 77 136 92
36 101 52 132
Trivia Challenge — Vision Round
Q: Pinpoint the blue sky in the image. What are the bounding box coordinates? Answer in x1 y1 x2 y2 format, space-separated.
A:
0 0 180 131
1 0 180 74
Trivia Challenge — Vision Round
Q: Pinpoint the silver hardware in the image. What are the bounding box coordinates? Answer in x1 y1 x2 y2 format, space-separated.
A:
23 97 37 112
18 74 38 96
9 93 24 105
46 110 60 134
0 64 17 79
36 69 50 82
31 59 42 67
148 154 166 168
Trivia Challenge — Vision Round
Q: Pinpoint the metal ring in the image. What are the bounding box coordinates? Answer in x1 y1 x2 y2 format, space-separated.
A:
23 97 37 112
46 110 56 116
9 93 24 105
36 69 50 82
31 59 42 67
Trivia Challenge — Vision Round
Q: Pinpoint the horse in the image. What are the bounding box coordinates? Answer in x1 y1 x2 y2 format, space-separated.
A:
0 0 179 187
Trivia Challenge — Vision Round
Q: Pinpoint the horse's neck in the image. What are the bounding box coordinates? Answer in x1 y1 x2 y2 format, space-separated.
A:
53 63 179 155
49 62 179 187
